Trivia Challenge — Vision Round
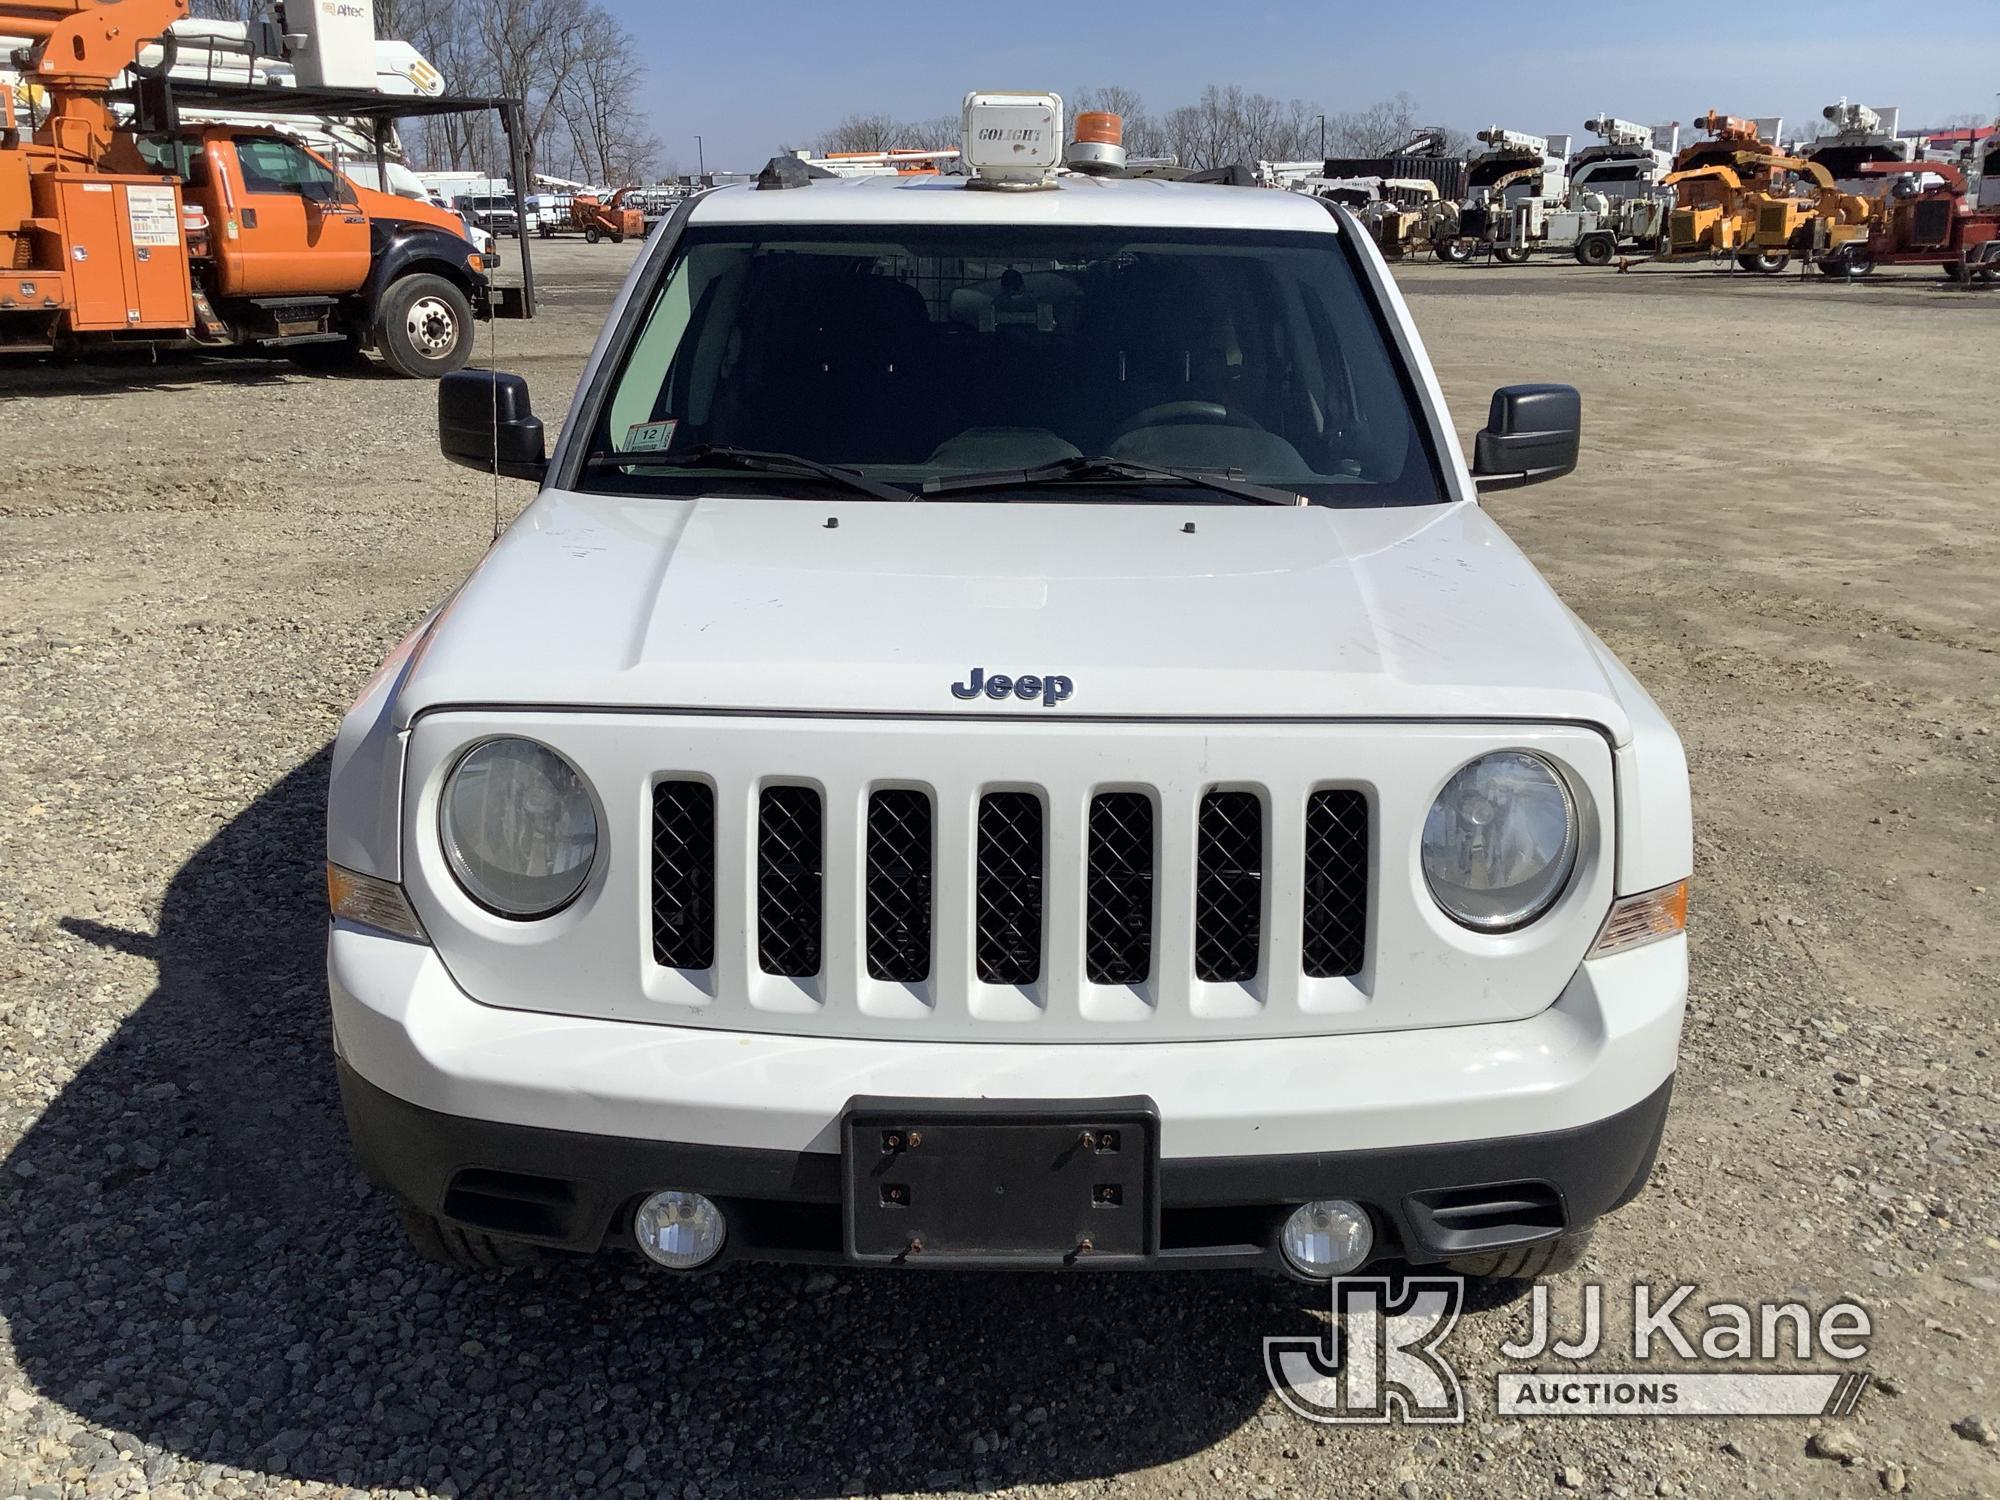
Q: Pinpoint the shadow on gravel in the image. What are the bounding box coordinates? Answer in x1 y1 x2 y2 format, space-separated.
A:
3 750 1312 1498
0 351 386 399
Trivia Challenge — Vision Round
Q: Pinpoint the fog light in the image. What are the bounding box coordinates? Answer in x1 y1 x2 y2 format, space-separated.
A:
634 1190 725 1270
1281 1199 1373 1278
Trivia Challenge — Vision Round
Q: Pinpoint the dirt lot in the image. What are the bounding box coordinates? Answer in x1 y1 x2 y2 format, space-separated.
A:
1 240 1995 1500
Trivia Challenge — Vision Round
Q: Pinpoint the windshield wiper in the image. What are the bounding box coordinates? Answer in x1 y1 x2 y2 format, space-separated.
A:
583 444 915 503
922 455 1306 506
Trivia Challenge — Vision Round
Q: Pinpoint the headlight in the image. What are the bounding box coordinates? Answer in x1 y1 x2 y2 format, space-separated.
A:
440 738 598 918
1421 751 1579 931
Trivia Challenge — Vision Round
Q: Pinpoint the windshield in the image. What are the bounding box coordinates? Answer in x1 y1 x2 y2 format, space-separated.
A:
581 222 1445 505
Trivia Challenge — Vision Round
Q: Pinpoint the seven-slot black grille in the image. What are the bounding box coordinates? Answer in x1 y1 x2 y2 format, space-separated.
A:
1301 789 1369 978
757 786 823 977
974 792 1044 985
1194 791 1263 983
648 780 1371 990
650 780 715 970
1086 793 1154 984
865 789 932 982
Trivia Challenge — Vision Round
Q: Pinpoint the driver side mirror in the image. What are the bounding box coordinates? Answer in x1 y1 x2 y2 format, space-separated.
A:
439 370 547 483
1470 383 1580 492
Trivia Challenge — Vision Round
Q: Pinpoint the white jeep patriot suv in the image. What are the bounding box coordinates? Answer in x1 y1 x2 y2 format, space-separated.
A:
326 95 1691 1282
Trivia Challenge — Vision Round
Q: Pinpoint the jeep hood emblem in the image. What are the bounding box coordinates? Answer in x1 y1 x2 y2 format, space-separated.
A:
951 667 1074 707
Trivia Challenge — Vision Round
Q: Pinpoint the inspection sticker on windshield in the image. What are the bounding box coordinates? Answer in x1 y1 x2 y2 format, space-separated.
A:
625 420 677 452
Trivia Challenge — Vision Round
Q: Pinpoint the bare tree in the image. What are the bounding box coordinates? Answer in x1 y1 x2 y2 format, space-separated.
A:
474 0 592 184
808 87 1461 173
553 5 657 183
816 114 901 153
1324 92 1422 157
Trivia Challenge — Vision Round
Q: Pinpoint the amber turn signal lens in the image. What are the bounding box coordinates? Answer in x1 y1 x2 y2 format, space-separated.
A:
1587 879 1689 959
328 863 430 943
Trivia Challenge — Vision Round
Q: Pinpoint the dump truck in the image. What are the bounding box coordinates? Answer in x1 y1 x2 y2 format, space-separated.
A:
1 0 493 375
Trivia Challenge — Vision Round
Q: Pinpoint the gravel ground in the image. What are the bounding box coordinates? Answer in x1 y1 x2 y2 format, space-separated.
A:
1 240 1996 1500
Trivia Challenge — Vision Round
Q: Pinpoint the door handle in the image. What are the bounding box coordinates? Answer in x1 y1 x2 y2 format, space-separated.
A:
241 208 258 228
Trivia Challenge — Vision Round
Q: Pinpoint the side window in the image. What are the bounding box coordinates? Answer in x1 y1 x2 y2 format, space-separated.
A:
234 137 336 196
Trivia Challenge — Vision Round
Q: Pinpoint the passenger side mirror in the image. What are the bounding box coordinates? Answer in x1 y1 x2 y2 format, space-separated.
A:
1470 383 1580 492
439 370 547 483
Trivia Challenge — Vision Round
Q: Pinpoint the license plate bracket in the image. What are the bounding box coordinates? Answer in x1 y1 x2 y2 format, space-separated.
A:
841 1095 1160 1266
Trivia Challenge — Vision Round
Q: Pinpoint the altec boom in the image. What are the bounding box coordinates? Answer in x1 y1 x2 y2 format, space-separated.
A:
1 0 491 374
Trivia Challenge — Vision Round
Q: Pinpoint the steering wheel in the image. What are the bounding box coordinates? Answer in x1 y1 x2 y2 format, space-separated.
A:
1111 400 1260 439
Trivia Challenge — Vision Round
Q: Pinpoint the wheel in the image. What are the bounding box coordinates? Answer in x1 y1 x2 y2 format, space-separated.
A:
1576 234 1615 267
1493 244 1531 265
1736 249 1789 275
1434 237 1473 264
284 334 367 373
611 232 625 244
584 224 602 244
1818 249 1875 278
372 273 474 380
538 224 554 239
398 1205 541 1270
1445 1227 1594 1283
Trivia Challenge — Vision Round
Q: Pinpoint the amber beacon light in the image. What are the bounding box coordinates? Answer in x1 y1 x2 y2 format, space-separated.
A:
1066 111 1128 175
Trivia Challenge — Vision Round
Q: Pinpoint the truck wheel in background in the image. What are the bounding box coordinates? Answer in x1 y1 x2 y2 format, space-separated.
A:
1434 237 1472 264
1444 1226 1594 1283
373 273 474 379
1493 244 1531 265
1736 249 1789 275
398 1205 541 1270
584 225 602 244
284 334 368 373
1576 233 1615 267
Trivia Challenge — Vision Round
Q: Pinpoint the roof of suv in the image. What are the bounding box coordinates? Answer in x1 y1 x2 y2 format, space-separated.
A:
688 172 1343 231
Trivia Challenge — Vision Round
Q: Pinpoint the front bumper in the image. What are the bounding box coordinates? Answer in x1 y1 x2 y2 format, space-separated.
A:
330 925 1684 1272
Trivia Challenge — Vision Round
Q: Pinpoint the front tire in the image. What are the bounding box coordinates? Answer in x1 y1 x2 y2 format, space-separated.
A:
372 273 474 379
398 1205 541 1270
1445 1227 1594 1283
584 224 602 245
1493 244 1531 265
1434 237 1473 264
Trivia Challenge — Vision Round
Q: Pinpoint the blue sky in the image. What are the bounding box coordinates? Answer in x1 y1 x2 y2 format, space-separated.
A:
609 0 1998 172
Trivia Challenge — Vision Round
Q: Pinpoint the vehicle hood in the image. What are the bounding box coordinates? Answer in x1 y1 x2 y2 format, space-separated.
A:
397 492 1631 738
355 186 469 240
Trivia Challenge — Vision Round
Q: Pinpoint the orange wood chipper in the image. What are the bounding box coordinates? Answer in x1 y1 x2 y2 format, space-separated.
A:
2 0 497 374
569 187 644 244
1657 112 1795 272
